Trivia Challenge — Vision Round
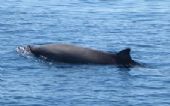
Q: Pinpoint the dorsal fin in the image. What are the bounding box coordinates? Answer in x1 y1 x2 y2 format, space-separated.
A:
116 48 133 67
117 48 131 57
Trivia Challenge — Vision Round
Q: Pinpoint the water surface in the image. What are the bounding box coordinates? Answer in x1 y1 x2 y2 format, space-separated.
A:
0 0 170 106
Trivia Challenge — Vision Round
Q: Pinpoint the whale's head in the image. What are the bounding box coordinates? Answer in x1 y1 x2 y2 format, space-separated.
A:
116 48 140 68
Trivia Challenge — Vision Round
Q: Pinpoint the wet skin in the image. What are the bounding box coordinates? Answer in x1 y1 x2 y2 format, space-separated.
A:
28 44 140 68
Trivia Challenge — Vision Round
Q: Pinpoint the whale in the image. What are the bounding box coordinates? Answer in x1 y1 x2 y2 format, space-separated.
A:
22 44 140 68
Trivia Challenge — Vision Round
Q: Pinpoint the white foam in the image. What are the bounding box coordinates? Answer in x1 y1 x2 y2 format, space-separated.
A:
16 46 31 56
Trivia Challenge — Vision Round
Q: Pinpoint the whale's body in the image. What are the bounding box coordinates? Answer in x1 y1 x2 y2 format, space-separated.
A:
26 44 138 67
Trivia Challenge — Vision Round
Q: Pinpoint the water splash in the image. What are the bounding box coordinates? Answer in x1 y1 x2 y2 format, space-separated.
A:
16 46 31 56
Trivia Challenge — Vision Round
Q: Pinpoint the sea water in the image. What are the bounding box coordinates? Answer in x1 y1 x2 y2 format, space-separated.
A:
0 0 170 106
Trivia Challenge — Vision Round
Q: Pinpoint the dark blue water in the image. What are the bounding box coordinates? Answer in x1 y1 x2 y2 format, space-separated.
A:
0 0 170 106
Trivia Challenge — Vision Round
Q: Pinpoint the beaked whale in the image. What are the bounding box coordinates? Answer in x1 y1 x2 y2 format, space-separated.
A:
23 44 140 68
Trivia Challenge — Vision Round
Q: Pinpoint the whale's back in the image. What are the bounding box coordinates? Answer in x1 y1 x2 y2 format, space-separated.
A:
29 44 116 64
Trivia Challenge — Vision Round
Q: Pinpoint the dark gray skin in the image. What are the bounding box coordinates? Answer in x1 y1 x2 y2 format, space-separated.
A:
28 44 139 68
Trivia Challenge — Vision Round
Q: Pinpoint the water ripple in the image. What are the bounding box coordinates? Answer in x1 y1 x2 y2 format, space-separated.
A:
0 0 170 106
